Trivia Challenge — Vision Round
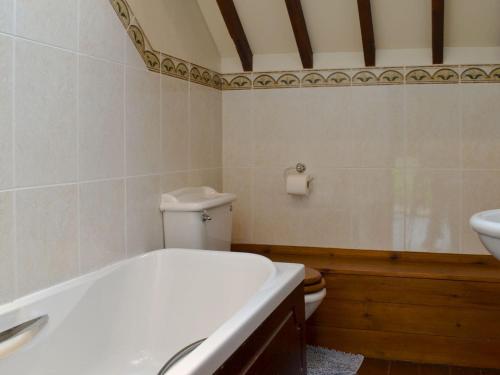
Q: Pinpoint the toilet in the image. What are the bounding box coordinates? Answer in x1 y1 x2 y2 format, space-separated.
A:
303 266 327 319
160 186 326 319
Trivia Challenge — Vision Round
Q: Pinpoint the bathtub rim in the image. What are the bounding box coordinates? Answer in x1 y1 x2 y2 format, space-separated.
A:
0 248 278 316
0 248 304 375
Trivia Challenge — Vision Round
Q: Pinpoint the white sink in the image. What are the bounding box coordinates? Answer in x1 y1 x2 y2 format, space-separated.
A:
470 209 500 259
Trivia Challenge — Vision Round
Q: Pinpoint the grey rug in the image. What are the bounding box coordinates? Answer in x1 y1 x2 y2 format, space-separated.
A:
307 345 364 375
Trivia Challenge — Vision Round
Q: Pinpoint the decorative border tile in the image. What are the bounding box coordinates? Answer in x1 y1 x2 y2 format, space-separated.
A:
461 65 500 83
190 64 221 89
253 71 301 89
126 17 161 73
110 0 131 28
405 66 459 84
160 55 190 81
221 73 253 90
110 0 500 91
109 0 220 89
301 69 351 87
352 67 404 86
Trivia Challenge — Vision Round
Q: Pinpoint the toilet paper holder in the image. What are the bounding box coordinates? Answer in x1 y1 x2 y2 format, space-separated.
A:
284 163 308 177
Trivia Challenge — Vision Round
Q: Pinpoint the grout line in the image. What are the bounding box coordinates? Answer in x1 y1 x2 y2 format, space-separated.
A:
11 0 18 299
76 0 82 275
0 168 225 194
458 75 465 255
123 48 128 257
402 66 408 251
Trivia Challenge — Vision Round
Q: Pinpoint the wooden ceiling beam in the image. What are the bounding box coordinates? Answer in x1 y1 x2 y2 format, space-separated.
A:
284 0 313 69
216 0 253 71
432 0 444 64
357 0 375 66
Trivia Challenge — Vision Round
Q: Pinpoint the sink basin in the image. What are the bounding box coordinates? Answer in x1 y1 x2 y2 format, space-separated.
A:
470 209 500 259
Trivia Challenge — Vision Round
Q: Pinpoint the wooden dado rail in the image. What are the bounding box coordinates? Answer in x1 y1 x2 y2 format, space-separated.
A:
232 244 500 369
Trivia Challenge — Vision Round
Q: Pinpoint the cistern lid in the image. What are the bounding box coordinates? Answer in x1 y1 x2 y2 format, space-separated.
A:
160 187 236 212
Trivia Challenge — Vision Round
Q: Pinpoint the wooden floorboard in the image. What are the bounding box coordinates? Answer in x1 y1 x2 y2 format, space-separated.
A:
419 363 450 375
390 361 420 375
356 359 493 375
357 358 390 375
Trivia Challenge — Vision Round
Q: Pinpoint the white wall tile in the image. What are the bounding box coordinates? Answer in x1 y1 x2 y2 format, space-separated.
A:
462 84 500 169
126 175 163 256
211 88 223 168
79 0 125 62
462 170 500 255
0 35 13 190
16 185 78 296
79 180 125 272
299 87 352 168
406 85 461 168
161 75 189 172
223 168 253 243
125 32 146 69
405 169 461 252
351 169 405 250
189 168 222 191
15 40 77 187
0 0 224 303
125 30 146 69
161 172 189 193
16 0 77 50
0 0 13 34
253 89 305 169
190 84 222 169
125 66 161 176
79 55 124 180
351 85 405 167
0 192 14 303
222 90 254 168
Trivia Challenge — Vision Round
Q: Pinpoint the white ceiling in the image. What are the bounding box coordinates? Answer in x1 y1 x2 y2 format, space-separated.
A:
197 0 500 59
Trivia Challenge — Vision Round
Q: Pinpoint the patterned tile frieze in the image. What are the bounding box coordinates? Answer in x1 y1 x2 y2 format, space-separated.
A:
405 66 459 84
110 0 131 28
302 69 351 87
253 71 301 89
110 0 500 91
108 0 220 89
461 65 500 83
352 67 404 85
221 73 253 90
190 64 222 89
160 55 190 81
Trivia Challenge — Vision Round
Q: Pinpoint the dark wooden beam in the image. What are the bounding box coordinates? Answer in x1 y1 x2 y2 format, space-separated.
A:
357 0 375 66
284 0 313 69
432 0 444 64
216 0 253 71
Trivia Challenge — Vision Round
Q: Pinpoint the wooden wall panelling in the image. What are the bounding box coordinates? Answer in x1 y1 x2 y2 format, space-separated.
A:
232 244 500 369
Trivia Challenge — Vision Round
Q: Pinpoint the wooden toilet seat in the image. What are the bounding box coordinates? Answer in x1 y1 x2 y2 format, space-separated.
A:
304 266 322 286
304 266 326 294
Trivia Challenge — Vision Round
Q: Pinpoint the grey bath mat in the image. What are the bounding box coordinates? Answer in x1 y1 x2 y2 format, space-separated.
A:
307 345 364 375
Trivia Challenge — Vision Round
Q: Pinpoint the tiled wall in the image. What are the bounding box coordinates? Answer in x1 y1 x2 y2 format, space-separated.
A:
0 0 222 302
223 78 500 255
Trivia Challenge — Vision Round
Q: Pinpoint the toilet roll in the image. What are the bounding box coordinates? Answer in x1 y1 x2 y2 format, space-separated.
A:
286 173 312 195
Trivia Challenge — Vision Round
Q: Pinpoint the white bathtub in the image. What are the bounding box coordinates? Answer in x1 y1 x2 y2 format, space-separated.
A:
0 249 303 374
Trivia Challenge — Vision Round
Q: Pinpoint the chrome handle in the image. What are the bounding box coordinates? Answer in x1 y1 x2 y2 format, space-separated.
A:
0 315 48 358
158 338 206 374
201 211 212 222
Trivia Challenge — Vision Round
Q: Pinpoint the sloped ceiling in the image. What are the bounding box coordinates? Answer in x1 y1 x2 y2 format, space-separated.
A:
197 0 500 71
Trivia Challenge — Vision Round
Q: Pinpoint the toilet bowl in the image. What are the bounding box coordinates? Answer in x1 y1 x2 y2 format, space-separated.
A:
303 267 327 319
305 288 327 319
